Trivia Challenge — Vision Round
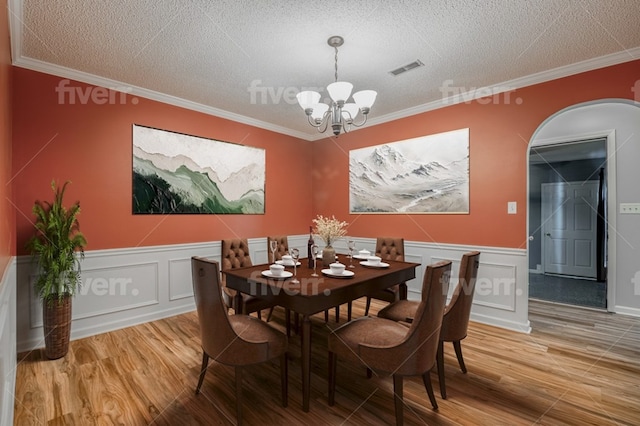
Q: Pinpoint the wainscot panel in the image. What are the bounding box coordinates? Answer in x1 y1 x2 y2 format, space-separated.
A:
16 237 530 352
0 259 17 426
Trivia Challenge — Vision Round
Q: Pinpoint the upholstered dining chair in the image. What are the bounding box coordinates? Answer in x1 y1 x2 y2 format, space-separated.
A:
328 260 452 424
378 251 481 398
221 238 277 320
191 257 288 425
363 237 407 316
267 235 289 263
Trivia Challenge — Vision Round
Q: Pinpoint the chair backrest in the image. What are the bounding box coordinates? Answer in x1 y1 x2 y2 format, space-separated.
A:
360 260 451 376
267 235 289 261
440 251 481 342
192 256 273 365
191 257 240 359
221 239 253 271
375 237 405 261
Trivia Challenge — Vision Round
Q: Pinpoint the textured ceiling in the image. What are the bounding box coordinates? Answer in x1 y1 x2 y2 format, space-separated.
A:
9 0 640 140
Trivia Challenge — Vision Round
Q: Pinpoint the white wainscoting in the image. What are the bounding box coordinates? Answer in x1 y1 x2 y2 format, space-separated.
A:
0 258 17 426
16 237 530 352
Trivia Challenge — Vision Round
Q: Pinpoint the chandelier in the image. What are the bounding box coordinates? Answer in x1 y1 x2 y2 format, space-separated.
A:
296 36 377 136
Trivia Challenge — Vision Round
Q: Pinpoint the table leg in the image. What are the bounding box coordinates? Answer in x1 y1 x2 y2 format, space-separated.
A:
301 314 311 412
234 293 243 314
399 282 408 300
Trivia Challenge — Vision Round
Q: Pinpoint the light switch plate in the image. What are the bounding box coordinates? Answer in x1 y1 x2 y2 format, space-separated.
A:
507 201 517 214
620 203 640 214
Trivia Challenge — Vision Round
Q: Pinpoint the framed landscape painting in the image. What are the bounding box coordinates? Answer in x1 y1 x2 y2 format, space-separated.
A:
132 125 265 214
349 128 469 214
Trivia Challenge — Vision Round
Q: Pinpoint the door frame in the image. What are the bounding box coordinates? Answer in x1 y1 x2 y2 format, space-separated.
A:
528 129 616 312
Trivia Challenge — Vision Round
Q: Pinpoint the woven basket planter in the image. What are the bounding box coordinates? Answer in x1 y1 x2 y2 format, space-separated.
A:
43 295 72 359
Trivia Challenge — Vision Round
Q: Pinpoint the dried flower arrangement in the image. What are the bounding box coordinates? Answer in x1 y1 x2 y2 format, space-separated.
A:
312 214 348 247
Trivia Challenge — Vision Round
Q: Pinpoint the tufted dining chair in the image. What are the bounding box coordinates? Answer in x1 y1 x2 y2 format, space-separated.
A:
378 251 481 398
191 257 288 425
328 260 451 424
221 238 277 320
267 235 290 263
363 237 407 316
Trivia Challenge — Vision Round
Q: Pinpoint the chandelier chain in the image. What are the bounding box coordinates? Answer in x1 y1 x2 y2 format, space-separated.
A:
334 46 339 83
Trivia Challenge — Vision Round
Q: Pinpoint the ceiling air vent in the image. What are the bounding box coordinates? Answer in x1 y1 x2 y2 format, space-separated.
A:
389 60 424 76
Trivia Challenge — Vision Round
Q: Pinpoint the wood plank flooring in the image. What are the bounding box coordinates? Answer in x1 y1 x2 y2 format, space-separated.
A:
13 299 640 425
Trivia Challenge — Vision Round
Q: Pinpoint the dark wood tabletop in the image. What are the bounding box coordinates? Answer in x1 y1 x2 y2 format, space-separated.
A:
224 256 419 412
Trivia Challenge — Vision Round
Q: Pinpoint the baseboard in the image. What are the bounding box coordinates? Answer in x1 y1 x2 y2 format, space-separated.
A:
612 305 640 318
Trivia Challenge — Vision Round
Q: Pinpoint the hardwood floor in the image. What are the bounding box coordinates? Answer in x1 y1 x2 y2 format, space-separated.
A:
14 299 640 425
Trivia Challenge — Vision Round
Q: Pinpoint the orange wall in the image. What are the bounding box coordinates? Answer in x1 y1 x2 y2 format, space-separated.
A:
312 60 640 248
11 60 640 254
12 69 313 254
0 0 13 275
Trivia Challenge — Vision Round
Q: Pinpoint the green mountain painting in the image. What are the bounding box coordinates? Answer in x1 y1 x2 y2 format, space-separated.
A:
132 125 265 214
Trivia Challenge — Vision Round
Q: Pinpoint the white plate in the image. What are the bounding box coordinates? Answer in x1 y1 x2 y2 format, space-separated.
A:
352 254 370 260
321 269 355 278
275 260 301 267
360 261 390 268
261 270 293 278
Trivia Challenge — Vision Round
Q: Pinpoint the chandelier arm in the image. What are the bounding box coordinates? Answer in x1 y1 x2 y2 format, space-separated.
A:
349 114 369 128
306 114 323 128
317 115 330 133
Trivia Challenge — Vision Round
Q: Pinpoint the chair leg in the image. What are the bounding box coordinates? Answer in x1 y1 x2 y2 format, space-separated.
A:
328 352 337 406
335 305 340 322
235 366 243 425
392 375 404 426
366 367 372 378
195 352 209 394
266 306 275 322
285 309 291 337
422 369 438 410
453 340 467 373
364 297 372 316
257 310 262 320
437 340 446 399
324 310 329 322
347 302 352 321
280 353 288 408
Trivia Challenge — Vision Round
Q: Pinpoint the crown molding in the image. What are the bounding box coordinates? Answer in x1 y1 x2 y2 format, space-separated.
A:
12 55 315 141
367 47 640 128
8 0 639 144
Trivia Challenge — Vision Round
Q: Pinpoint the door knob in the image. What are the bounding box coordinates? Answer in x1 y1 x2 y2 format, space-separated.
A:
545 233 551 237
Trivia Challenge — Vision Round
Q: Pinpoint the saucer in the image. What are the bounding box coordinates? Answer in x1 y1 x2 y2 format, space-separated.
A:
321 269 355 278
352 254 370 260
360 261 390 268
276 260 301 267
261 270 293 278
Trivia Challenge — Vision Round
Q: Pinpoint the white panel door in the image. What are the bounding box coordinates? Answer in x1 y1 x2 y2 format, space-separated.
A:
542 181 598 278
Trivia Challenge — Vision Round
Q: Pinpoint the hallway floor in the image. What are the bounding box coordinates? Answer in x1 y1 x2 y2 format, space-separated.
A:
529 272 607 309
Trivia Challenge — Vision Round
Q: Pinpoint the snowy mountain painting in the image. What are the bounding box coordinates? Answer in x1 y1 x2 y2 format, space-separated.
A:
349 128 469 213
132 125 265 214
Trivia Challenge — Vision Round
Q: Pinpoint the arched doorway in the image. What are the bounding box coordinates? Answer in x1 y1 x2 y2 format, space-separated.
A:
528 100 640 313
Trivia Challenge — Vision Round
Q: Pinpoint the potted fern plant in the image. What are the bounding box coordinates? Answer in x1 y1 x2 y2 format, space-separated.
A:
27 180 87 359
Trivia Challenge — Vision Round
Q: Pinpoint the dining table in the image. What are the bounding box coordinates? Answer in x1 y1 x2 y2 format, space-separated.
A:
224 255 419 412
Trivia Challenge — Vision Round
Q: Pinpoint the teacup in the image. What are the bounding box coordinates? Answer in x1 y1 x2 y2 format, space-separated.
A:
359 249 371 257
270 264 285 276
281 255 294 266
329 262 345 275
367 255 381 266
